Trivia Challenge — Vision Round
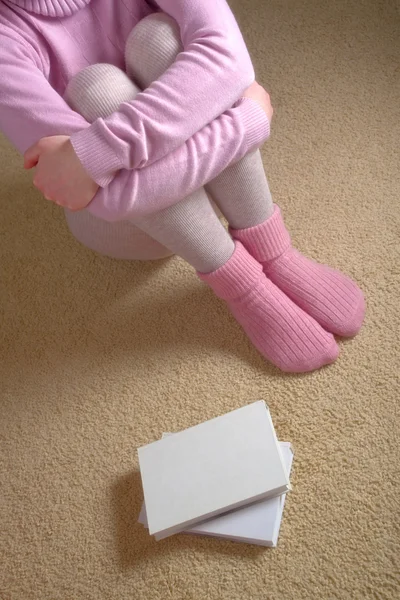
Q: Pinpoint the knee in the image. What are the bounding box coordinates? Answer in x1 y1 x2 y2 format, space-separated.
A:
65 63 141 122
125 13 183 89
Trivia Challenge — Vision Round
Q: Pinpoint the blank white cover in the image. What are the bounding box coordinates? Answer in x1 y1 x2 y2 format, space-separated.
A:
138 401 289 539
139 442 293 547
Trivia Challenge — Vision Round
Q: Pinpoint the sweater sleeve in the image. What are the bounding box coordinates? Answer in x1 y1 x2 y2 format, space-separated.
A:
0 29 269 223
0 30 90 155
70 0 255 186
86 97 269 221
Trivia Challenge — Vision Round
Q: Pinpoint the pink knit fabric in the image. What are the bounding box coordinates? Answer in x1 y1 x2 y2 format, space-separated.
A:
198 242 339 373
0 0 269 220
231 206 365 337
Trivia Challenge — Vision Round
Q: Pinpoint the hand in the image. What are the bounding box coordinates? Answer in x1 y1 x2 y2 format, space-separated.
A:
24 135 99 211
243 82 273 123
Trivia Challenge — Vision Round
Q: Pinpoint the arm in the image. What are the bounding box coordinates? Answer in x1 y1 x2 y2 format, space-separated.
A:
70 0 255 186
0 33 268 220
87 98 269 221
0 29 89 154
0 29 99 208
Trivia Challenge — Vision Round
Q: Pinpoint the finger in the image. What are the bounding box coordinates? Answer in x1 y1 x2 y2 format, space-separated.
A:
24 144 40 169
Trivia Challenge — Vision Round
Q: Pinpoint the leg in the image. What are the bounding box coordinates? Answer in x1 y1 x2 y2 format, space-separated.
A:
66 61 234 273
127 13 363 347
124 14 272 269
206 145 365 337
206 149 274 229
126 15 275 232
207 151 364 337
125 14 339 371
203 85 364 338
124 15 235 273
65 16 339 372
203 115 364 336
65 64 172 261
127 14 364 337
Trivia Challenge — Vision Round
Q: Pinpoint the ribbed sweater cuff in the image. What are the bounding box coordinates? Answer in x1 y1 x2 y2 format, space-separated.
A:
235 97 270 152
71 122 123 188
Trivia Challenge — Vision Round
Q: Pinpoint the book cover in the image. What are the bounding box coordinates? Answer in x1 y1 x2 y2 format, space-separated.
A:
139 441 293 547
138 401 289 540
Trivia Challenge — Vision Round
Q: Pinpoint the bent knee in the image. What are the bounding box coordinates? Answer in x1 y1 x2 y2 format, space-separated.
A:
65 63 140 122
125 13 183 88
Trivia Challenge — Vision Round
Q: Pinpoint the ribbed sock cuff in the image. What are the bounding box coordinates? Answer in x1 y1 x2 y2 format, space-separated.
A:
198 241 263 300
71 122 122 188
230 204 291 262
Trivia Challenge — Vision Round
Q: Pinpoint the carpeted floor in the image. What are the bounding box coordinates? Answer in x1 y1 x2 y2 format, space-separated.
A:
1 0 399 598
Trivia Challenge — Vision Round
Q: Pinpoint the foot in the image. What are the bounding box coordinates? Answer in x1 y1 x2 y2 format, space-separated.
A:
231 206 365 337
198 242 339 373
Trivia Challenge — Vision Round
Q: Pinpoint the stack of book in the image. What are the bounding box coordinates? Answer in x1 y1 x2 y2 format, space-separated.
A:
137 401 293 547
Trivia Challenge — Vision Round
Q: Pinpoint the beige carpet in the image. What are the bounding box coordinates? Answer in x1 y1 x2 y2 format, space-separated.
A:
1 0 399 598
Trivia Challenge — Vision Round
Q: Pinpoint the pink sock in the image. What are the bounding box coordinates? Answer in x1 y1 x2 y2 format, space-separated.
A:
198 242 339 373
230 206 365 337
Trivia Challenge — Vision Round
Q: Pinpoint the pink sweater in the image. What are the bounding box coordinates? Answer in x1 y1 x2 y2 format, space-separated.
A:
0 0 270 220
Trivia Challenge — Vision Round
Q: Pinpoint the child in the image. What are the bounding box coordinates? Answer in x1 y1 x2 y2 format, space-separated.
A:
0 0 365 372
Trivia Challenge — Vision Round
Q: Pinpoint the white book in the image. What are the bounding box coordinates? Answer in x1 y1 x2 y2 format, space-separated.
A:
139 442 293 547
137 401 290 540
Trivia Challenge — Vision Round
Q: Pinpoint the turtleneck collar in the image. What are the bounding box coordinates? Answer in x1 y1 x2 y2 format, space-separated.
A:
5 0 92 18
